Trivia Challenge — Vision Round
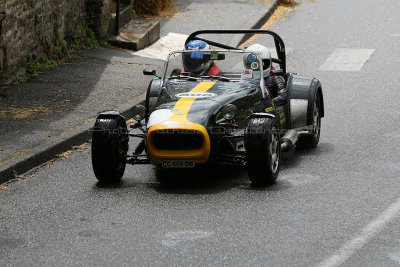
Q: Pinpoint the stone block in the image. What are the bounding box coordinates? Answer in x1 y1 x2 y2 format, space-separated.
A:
108 18 160 51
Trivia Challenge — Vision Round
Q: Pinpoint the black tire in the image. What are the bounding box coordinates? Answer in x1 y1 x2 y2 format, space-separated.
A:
245 117 281 186
91 116 129 183
298 93 321 148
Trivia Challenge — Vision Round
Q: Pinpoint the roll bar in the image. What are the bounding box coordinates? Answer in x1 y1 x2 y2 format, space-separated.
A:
185 30 286 73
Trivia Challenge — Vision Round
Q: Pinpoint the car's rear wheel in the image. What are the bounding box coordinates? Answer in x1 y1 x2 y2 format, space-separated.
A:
91 116 129 183
245 117 280 186
299 93 321 148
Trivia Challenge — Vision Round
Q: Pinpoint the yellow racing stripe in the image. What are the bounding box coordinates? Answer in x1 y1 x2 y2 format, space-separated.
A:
147 81 216 164
172 81 216 120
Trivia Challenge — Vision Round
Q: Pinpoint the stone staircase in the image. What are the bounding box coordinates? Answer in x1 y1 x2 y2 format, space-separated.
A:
108 1 160 51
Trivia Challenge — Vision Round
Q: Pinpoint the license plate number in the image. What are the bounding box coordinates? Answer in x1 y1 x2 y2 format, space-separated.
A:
162 160 195 168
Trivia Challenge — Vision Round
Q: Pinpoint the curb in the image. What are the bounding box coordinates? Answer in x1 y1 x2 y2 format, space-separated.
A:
0 93 146 184
229 0 279 47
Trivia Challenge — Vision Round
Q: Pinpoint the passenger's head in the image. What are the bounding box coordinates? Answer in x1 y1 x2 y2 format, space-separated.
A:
245 44 272 77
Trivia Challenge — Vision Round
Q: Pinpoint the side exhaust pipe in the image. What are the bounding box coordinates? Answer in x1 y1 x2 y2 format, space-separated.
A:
280 129 299 152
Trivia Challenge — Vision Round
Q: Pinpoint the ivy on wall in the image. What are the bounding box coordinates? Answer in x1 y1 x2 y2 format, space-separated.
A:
85 0 105 36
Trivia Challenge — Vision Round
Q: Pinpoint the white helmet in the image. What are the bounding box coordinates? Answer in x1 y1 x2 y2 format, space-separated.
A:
245 44 272 77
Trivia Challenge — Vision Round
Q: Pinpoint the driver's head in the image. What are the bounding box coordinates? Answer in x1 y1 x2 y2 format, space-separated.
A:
183 40 212 75
245 44 272 77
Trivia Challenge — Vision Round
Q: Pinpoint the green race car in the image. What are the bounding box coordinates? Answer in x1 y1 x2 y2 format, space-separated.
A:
91 30 324 186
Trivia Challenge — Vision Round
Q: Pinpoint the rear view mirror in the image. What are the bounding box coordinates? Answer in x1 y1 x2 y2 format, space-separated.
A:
143 69 156 76
203 53 225 60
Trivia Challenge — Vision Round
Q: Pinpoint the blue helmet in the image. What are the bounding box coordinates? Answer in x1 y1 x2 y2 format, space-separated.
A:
183 40 212 75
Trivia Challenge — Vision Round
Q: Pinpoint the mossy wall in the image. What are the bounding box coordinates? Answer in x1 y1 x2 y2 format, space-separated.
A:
0 0 113 82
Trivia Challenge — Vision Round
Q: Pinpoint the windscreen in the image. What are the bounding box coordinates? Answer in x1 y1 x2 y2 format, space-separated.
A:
163 50 263 82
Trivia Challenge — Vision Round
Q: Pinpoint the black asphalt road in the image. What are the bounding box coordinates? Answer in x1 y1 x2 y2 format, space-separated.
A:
1 0 400 266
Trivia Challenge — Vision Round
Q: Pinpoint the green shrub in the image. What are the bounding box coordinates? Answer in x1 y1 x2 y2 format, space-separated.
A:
72 25 100 50
27 56 59 77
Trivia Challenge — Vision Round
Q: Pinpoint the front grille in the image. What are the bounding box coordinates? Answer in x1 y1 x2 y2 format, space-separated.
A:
152 130 204 150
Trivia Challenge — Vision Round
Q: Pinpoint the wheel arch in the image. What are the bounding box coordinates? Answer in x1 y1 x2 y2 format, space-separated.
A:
96 110 125 121
286 74 324 128
145 78 162 122
94 110 126 134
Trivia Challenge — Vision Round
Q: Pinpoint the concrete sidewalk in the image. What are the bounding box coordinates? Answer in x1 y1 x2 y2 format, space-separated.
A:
0 0 277 183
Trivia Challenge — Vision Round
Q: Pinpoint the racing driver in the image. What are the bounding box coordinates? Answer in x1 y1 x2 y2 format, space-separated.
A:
182 40 221 76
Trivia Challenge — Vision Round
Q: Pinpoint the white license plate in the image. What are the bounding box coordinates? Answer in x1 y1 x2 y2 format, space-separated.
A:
162 160 195 168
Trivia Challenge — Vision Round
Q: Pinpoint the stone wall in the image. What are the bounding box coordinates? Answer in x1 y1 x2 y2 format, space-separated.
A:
0 0 113 82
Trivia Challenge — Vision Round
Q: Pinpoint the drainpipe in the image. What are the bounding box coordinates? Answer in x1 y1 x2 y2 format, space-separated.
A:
0 11 5 40
0 11 5 73
116 0 120 35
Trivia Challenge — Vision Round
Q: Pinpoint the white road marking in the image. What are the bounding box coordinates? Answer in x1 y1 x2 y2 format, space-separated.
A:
281 173 320 186
134 32 188 60
388 252 400 264
317 196 400 267
161 230 213 247
319 48 375 71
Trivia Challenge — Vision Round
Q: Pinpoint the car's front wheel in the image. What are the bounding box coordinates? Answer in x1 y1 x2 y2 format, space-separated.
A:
245 117 280 186
91 116 129 183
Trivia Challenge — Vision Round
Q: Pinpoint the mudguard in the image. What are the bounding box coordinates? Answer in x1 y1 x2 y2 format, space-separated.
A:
145 78 162 121
93 111 126 135
96 110 125 120
286 73 324 129
147 78 162 98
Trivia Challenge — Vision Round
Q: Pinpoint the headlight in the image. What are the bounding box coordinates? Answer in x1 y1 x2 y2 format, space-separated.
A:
132 105 146 121
221 104 237 120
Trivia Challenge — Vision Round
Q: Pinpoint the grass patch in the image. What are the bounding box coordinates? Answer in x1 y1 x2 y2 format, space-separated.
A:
72 25 101 50
16 74 27 82
27 56 59 77
15 24 105 84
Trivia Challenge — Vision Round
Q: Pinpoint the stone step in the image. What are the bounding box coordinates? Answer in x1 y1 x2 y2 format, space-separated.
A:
108 18 160 51
109 3 132 36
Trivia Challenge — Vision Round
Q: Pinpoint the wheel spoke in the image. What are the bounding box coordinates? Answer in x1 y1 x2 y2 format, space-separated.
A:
269 128 279 173
271 154 277 164
313 101 320 136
